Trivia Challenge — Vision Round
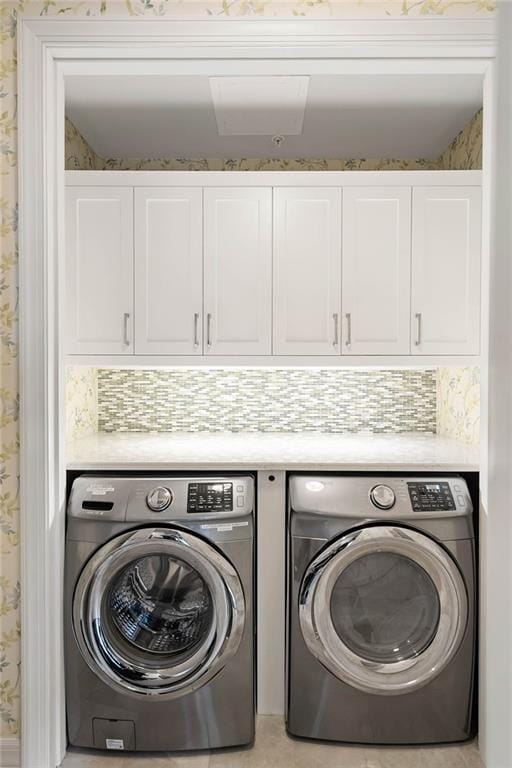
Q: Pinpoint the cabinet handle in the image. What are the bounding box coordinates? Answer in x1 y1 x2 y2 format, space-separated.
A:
123 312 130 346
332 313 339 347
194 313 200 347
345 313 352 347
415 312 422 346
207 313 212 348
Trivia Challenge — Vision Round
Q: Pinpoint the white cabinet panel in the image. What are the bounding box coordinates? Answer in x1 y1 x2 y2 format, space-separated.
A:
65 177 481 362
342 187 411 355
273 188 342 355
204 188 272 355
135 188 203 354
412 187 481 355
66 187 133 354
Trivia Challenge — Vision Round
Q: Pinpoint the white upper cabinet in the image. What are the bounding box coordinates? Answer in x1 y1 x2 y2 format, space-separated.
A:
66 187 134 355
412 186 481 355
203 188 272 355
65 173 482 361
134 188 203 354
273 188 342 355
342 187 411 355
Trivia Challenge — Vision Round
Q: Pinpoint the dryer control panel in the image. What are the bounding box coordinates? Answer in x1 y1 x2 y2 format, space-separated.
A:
407 482 456 512
289 475 472 520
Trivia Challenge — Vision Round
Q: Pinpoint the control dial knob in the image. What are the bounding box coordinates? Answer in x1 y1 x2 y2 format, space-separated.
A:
370 484 396 510
146 486 173 512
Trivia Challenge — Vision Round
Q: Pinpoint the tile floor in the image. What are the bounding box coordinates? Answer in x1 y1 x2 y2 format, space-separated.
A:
62 716 484 768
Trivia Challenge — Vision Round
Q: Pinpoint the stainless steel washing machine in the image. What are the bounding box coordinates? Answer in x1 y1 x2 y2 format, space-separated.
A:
65 474 254 752
287 475 476 745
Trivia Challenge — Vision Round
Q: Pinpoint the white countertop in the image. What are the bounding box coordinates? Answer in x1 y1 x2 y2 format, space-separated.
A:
66 432 479 472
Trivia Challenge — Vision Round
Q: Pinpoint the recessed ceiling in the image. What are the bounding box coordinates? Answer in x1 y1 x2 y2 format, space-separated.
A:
209 76 309 136
65 73 483 160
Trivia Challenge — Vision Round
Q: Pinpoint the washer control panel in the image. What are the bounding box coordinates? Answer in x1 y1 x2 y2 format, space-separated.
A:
68 475 254 521
407 482 456 512
187 482 233 513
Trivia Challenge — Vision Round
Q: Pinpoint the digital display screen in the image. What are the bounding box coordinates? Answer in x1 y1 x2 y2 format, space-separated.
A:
407 481 455 512
187 482 233 512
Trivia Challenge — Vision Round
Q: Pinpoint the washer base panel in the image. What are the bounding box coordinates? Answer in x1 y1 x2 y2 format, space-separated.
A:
67 656 254 752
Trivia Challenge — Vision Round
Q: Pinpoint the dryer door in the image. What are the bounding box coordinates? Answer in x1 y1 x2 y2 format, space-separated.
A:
299 525 468 695
73 527 245 699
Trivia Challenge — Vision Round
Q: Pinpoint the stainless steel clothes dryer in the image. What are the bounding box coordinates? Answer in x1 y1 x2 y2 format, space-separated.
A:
287 475 476 745
65 475 254 752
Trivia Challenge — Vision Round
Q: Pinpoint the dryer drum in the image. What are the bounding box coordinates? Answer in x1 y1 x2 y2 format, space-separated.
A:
299 525 468 696
73 527 245 699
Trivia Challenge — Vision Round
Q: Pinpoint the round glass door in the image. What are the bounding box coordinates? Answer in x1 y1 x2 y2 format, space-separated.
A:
299 525 468 695
330 552 441 665
73 527 245 699
107 554 214 657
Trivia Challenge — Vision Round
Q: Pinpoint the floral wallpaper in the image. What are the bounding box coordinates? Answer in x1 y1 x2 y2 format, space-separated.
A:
65 367 98 444
438 108 483 170
0 0 493 746
97 155 439 171
65 118 102 171
437 367 480 445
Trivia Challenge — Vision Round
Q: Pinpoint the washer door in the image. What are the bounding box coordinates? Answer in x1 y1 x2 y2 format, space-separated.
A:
299 525 468 695
73 527 245 698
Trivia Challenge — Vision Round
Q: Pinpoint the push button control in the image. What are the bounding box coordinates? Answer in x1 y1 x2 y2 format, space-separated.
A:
187 482 233 512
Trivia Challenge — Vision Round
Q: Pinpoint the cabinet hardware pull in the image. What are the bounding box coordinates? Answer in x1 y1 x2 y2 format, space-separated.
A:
194 313 200 347
123 313 130 346
415 313 422 346
207 313 212 348
333 313 339 347
345 313 352 347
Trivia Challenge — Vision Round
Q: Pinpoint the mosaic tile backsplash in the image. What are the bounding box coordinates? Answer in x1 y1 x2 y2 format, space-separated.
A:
95 368 437 434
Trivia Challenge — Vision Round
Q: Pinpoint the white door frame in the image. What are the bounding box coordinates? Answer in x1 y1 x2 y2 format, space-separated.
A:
17 17 497 768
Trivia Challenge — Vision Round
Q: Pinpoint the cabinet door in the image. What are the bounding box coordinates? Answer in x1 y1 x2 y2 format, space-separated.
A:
66 187 134 355
342 187 411 355
204 188 272 355
135 188 203 354
412 187 481 356
273 188 342 355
